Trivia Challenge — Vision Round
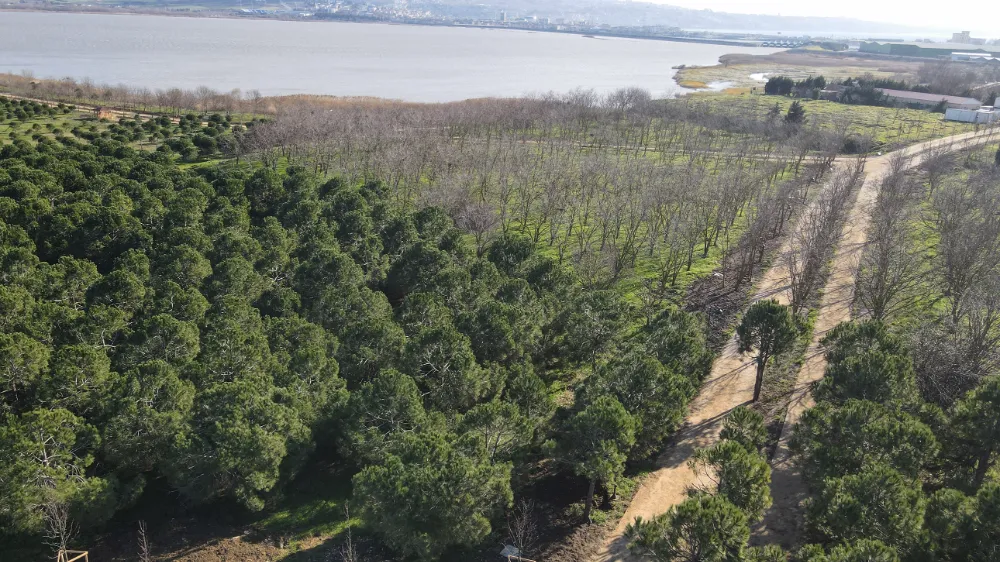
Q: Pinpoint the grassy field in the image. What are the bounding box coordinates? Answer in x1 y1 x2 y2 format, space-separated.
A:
0 110 107 143
675 49 922 94
689 93 975 148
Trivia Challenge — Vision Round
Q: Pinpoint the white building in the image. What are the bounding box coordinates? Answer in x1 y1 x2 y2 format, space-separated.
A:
952 52 998 62
945 106 1000 124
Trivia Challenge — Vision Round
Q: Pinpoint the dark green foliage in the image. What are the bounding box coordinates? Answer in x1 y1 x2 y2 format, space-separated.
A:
765 76 795 96
720 406 768 455
786 101 806 124
626 494 750 562
0 107 722 557
166 380 312 511
352 429 513 560
553 395 636 521
797 540 900 562
552 289 630 367
583 349 692 458
486 232 536 276
0 132 680 558
745 545 787 562
945 376 1000 490
815 322 918 407
962 481 1000 561
806 464 925 553
642 307 713 386
691 440 773 522
922 488 973 561
0 408 115 534
791 399 937 482
737 299 798 402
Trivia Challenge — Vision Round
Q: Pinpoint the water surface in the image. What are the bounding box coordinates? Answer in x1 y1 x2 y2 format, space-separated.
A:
0 11 780 102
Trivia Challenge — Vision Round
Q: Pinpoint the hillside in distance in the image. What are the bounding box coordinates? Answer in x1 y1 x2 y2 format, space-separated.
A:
100 0 927 35
408 0 923 34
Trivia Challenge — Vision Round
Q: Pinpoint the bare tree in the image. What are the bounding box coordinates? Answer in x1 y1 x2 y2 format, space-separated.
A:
137 520 152 562
43 496 77 557
854 156 925 320
506 499 540 559
933 168 1000 322
786 165 859 315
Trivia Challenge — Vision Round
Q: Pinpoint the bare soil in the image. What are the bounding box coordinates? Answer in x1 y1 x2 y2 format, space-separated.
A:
755 129 1000 550
591 128 1000 561
591 174 820 561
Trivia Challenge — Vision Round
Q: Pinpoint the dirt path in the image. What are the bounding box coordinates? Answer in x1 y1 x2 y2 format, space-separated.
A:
591 167 831 562
592 128 998 562
754 128 1000 549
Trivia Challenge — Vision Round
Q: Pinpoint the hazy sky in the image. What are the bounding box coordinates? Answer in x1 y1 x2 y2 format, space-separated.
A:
646 0 996 35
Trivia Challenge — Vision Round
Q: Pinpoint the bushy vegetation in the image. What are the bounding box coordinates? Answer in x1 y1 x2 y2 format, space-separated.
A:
0 127 721 558
0 81 990 560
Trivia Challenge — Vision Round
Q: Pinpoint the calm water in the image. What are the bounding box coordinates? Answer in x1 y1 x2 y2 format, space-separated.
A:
0 11 780 102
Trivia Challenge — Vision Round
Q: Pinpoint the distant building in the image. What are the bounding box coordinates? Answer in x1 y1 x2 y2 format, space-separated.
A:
860 41 1000 58
953 31 973 43
945 106 1000 123
952 52 998 62
877 88 983 110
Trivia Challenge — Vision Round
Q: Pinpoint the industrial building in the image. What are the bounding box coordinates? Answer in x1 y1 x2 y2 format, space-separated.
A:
876 89 983 110
860 41 1000 59
945 106 1000 124
951 52 999 62
952 31 986 45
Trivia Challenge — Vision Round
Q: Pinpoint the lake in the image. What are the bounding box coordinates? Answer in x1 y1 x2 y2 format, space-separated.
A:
0 11 780 102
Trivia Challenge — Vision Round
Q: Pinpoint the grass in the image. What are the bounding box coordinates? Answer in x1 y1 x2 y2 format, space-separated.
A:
0 112 107 143
252 467 357 553
676 57 910 93
690 94 975 148
678 79 709 90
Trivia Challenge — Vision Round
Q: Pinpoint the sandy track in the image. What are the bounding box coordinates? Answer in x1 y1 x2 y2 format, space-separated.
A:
592 161 823 562
593 128 998 562
755 129 1000 549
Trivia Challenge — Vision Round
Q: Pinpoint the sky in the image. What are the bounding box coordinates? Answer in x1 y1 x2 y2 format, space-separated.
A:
644 0 997 36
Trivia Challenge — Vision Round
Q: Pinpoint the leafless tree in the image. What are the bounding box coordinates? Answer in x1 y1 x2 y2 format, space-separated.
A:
338 503 360 562
506 499 540 559
137 520 152 562
933 168 1000 322
854 156 925 320
786 165 859 314
43 496 77 557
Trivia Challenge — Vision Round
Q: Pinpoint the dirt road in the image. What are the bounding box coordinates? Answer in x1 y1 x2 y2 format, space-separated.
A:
592 128 998 562
754 128 999 549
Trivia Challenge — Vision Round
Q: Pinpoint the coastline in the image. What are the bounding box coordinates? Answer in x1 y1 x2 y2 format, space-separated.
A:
0 5 767 48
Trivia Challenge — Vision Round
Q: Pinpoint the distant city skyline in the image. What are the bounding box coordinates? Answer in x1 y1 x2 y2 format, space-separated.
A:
643 0 997 36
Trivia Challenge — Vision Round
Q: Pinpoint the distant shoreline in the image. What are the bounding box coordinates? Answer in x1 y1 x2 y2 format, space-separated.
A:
0 5 771 49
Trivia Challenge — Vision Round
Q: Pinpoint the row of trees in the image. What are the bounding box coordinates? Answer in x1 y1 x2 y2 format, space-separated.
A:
854 142 1000 406
764 76 827 98
0 72 263 116
230 90 850 297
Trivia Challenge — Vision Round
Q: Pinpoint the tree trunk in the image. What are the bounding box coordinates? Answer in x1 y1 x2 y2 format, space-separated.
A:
753 360 766 403
583 477 597 523
974 448 993 489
